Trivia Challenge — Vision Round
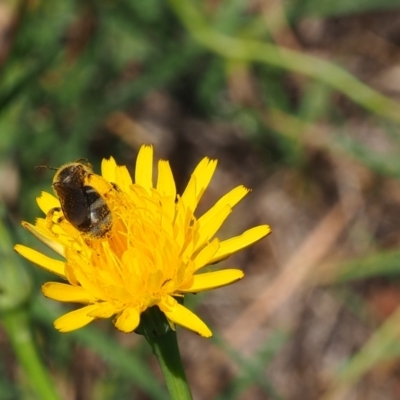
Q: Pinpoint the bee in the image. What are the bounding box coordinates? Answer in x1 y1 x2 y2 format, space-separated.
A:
38 161 113 239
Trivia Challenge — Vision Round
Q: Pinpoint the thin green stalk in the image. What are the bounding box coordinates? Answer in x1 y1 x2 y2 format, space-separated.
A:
146 329 192 400
168 0 400 124
1 308 61 400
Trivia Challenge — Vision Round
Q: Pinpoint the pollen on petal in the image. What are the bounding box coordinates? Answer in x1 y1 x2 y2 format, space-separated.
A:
54 305 99 332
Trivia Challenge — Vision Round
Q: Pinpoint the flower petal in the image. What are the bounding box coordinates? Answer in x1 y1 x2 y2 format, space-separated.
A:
54 305 98 332
115 165 133 192
193 238 220 272
198 185 249 228
196 205 231 249
21 222 65 256
114 307 140 332
159 296 212 337
36 191 60 214
180 174 197 214
157 160 176 200
180 269 244 293
135 145 153 192
194 187 251 252
101 157 117 183
42 282 93 302
210 225 271 263
87 302 117 318
192 158 217 200
181 158 217 213
14 245 66 277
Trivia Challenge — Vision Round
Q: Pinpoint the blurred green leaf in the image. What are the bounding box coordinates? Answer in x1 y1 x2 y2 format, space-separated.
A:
325 250 400 283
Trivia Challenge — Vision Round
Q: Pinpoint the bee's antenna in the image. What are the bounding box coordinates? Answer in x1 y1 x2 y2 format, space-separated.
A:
35 165 58 171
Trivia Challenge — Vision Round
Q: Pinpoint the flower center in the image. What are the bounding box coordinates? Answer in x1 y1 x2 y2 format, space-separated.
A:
63 184 194 311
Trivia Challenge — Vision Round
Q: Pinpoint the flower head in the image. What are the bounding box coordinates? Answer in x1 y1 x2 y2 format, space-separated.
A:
15 146 270 337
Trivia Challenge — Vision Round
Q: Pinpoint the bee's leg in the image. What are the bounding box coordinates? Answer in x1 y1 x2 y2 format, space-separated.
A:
111 182 120 191
45 207 63 231
45 207 80 238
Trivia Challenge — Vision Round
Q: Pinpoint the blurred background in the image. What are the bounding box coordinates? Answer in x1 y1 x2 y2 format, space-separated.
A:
1 0 400 399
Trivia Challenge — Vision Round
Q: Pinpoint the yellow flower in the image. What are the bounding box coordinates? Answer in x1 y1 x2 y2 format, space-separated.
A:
15 145 270 337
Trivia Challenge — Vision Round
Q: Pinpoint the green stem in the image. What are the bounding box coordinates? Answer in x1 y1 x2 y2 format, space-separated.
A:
1 308 61 400
146 329 193 400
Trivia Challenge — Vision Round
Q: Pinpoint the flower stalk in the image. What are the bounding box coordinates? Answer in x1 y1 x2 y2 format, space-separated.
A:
146 328 192 400
137 306 192 399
